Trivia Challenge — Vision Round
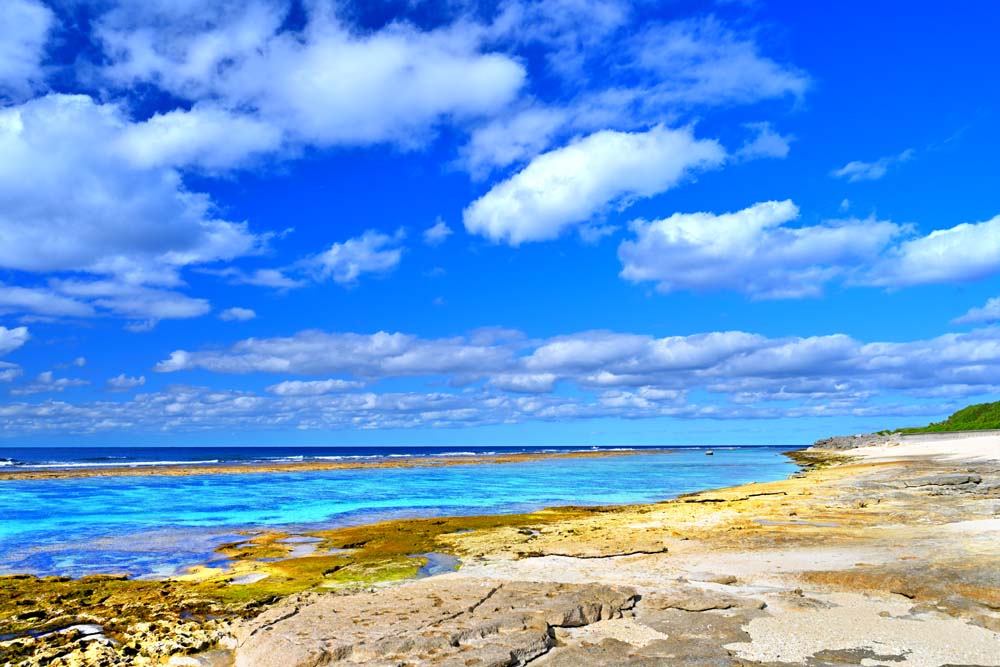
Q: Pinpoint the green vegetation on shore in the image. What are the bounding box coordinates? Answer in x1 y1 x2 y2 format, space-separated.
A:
898 400 1000 434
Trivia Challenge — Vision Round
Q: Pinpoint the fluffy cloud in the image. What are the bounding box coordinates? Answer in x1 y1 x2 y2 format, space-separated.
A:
0 363 21 382
619 201 904 298
423 219 453 246
0 93 279 324
0 95 264 279
867 214 1000 288
265 378 366 396
311 230 405 286
524 330 766 379
954 297 1000 326
96 1 525 153
12 323 1000 435
488 372 558 393
464 125 725 244
832 149 914 182
736 122 792 160
0 284 96 318
0 279 213 327
152 324 1000 408
116 105 283 171
219 307 256 321
208 267 306 289
0 3 534 327
0 326 28 356
460 106 569 177
615 202 1000 297
106 374 146 392
155 330 513 377
23 389 951 434
52 280 211 330
462 14 807 174
0 0 54 98
11 371 89 396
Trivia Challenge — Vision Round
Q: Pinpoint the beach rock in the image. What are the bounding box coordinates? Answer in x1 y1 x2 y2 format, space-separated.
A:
902 473 982 487
812 433 896 450
538 602 762 667
233 579 638 667
643 590 764 613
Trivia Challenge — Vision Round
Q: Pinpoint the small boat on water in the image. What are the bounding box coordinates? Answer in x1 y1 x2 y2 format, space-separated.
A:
705 450 714 456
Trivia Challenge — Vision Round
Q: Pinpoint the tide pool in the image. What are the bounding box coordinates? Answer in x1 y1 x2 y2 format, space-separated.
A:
0 447 798 578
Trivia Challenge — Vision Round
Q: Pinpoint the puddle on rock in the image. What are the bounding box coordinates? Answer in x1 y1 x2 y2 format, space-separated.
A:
411 552 461 577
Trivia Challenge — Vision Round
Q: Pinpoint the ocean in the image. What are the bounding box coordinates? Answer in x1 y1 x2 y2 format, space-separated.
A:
0 445 799 578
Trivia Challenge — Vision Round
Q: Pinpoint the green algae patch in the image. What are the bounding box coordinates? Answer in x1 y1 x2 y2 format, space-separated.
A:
1 574 176 637
306 507 600 563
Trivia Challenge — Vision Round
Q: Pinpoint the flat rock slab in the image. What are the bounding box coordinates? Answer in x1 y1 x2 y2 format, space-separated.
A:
233 578 638 667
902 474 982 487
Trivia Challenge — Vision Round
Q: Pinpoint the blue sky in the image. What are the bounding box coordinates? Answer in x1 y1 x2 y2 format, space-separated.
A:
1 0 999 447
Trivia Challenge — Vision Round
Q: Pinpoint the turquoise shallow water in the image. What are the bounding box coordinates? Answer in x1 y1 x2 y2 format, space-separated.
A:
0 447 798 578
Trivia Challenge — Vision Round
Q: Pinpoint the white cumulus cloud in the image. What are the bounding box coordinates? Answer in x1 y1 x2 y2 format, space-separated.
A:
265 378 365 396
0 326 29 356
0 0 54 99
219 307 257 321
954 297 1000 326
423 219 453 246
311 230 405 286
867 213 1000 288
463 125 725 245
96 1 525 154
11 370 89 396
155 330 514 377
116 105 283 171
106 374 146 392
618 201 904 298
0 95 265 280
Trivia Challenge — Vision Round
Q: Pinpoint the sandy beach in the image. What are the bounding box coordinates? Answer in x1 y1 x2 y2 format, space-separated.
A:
846 431 1000 463
3 433 999 666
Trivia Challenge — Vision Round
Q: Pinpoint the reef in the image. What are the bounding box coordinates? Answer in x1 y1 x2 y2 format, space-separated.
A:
0 449 669 482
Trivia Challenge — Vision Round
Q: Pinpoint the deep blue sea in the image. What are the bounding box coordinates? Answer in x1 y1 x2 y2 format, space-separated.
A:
0 445 799 578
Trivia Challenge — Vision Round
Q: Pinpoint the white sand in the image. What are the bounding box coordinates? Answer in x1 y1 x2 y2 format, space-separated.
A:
846 432 1000 463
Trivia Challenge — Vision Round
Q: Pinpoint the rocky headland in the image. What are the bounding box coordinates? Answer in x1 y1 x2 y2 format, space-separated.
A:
3 432 999 666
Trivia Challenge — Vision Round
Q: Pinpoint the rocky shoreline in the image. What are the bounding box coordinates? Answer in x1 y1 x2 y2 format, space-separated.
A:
3 435 1000 666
